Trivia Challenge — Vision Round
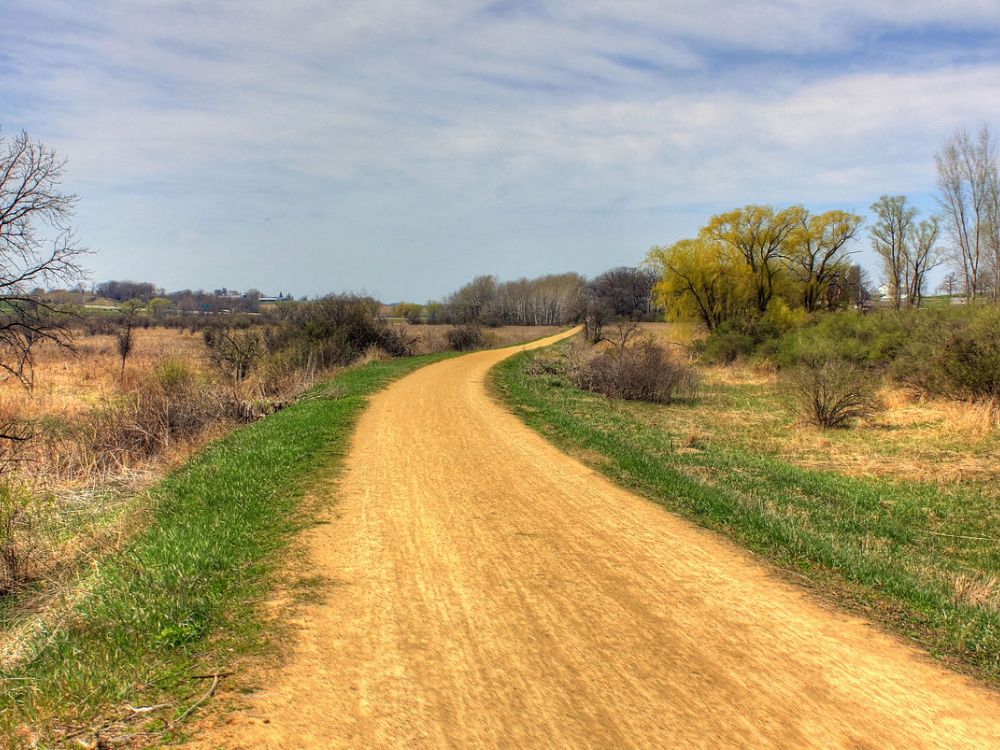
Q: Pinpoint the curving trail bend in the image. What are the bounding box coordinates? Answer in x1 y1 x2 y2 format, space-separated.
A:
193 329 1000 749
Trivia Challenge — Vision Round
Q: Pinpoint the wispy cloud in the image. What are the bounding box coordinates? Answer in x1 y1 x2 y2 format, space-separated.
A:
2 2 999 297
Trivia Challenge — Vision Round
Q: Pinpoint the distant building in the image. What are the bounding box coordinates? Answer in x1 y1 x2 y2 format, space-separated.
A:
259 292 293 304
877 284 908 304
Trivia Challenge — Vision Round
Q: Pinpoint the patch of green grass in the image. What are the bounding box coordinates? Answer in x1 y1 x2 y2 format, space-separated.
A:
493 347 1000 687
0 352 455 745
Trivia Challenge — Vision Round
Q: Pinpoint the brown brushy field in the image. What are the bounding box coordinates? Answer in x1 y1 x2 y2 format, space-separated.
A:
1 328 205 420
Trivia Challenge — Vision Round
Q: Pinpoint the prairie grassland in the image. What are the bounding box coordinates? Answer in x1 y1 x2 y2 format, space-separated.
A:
596 322 998 484
493 336 1000 686
0 327 207 422
658 364 1000 485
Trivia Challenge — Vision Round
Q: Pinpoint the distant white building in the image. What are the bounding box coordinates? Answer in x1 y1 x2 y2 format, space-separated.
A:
877 284 908 303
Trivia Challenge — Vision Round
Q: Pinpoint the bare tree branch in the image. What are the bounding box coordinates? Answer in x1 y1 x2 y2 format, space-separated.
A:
0 128 87 403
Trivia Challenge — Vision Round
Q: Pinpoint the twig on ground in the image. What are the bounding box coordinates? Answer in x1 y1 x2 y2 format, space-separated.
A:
927 531 998 542
172 672 221 726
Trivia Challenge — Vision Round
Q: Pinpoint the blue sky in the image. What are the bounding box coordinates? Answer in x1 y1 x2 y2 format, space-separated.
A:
3 1 1000 301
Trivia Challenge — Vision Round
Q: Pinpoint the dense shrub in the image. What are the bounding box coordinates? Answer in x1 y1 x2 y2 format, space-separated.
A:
698 316 784 364
446 322 484 351
277 294 413 367
204 326 264 390
84 364 226 472
572 337 695 403
769 311 909 369
894 305 1000 407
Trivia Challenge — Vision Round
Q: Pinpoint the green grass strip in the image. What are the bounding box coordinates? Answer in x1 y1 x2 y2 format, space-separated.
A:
492 349 1000 688
1 352 455 743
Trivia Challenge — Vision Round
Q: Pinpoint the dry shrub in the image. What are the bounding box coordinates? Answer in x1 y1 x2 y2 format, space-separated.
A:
250 348 316 402
82 361 225 474
783 359 882 429
447 322 483 351
0 482 44 594
571 336 696 403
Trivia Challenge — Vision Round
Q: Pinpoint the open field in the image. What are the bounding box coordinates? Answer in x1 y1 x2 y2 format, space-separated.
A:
0 328 206 422
5 325 563 423
492 335 1000 687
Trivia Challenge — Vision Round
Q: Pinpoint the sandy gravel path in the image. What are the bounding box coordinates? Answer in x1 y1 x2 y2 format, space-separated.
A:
193 329 1000 748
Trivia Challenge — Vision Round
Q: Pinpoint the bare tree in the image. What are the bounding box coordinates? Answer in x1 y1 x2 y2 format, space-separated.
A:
116 299 142 379
935 126 998 302
905 217 942 307
936 271 959 297
586 266 657 319
870 195 916 310
985 163 1000 300
0 129 86 390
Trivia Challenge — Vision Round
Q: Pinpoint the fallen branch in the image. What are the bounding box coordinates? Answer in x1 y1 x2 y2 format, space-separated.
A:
126 701 172 714
172 672 221 726
927 530 998 543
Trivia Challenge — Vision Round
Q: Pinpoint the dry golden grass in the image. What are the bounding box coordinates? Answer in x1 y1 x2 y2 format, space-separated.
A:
638 321 701 347
1 328 206 421
1 328 220 494
642 365 1000 486
0 329 224 620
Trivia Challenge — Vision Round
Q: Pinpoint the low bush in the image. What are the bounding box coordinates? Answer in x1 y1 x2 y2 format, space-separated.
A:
0 481 43 594
446 322 483 351
782 356 882 428
572 337 695 403
84 365 226 473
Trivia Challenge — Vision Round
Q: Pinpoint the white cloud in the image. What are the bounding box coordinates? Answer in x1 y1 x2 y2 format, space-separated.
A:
2 1 1000 296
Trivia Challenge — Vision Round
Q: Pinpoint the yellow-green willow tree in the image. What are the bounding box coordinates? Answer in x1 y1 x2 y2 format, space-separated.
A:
701 205 805 314
787 210 864 312
646 238 750 331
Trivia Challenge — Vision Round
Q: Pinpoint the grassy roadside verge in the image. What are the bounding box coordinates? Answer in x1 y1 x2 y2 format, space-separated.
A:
492 345 1000 688
1 352 455 748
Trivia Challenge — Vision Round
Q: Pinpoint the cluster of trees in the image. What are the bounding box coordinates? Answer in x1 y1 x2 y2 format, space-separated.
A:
440 273 586 326
869 195 940 309
95 280 160 301
647 205 867 331
395 267 659 331
97 283 264 315
650 126 1000 329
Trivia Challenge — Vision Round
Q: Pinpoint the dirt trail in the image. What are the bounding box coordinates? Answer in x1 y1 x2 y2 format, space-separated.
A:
193 330 1000 749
